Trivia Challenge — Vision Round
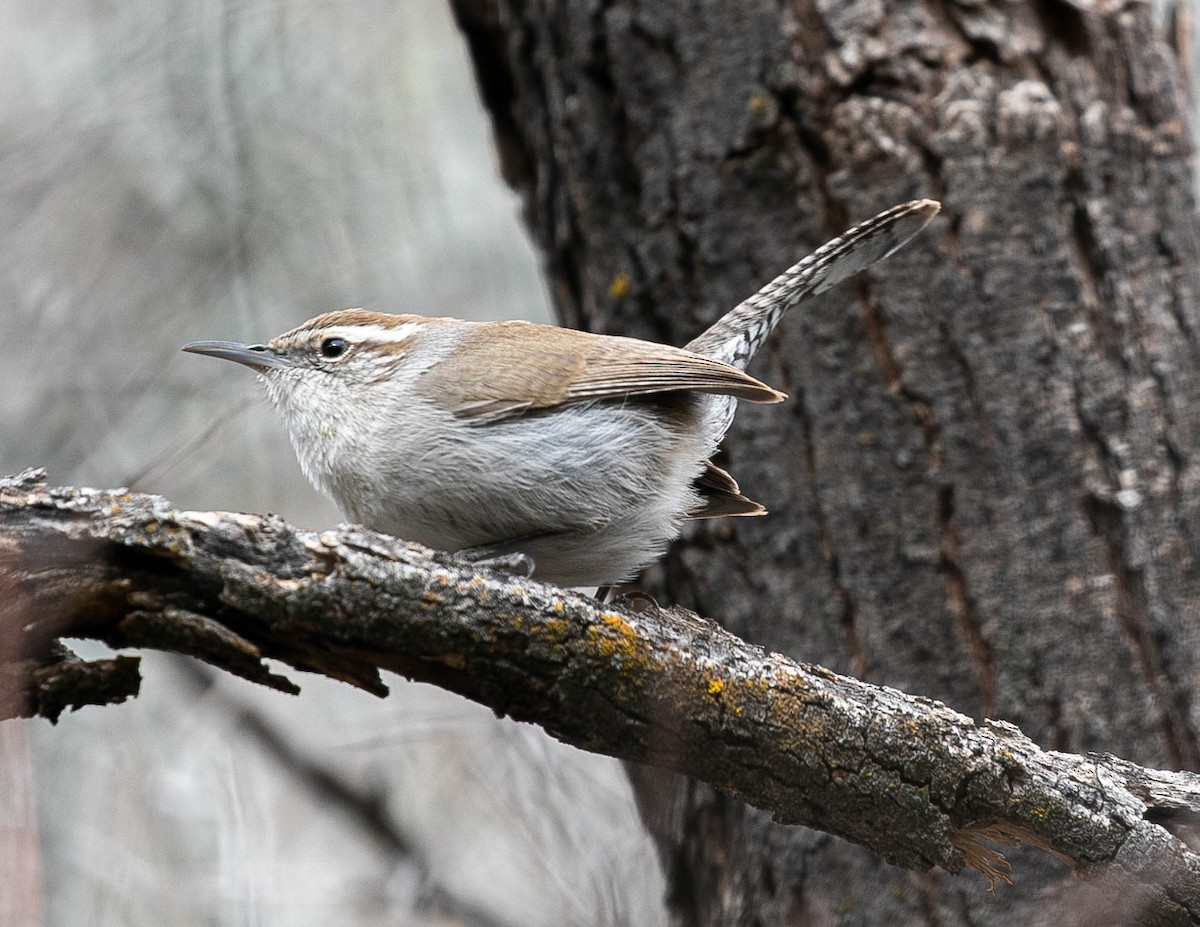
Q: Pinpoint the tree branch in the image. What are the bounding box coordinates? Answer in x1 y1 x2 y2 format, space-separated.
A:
4 468 1200 920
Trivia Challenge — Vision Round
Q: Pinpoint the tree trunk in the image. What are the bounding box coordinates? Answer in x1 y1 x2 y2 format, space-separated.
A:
448 0 1200 923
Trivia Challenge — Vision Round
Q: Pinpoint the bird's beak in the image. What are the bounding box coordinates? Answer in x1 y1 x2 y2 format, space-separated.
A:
181 341 293 371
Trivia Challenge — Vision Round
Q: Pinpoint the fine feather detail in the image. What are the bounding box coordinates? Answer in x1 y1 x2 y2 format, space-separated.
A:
686 199 941 368
690 460 766 518
417 321 786 422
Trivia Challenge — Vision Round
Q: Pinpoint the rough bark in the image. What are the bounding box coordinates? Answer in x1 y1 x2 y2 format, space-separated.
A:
8 469 1200 924
447 0 1200 923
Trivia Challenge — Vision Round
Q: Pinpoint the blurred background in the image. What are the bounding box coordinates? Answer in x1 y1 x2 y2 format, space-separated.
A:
0 1 665 924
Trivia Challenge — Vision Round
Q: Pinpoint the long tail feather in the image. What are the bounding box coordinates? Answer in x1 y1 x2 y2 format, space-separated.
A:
686 199 940 368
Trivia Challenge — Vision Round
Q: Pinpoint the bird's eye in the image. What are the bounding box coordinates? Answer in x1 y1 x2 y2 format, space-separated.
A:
320 337 349 359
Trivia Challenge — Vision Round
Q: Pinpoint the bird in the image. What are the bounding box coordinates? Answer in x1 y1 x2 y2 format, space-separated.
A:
183 199 939 588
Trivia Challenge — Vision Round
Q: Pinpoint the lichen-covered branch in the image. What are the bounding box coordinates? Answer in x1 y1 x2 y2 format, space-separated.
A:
3 468 1200 920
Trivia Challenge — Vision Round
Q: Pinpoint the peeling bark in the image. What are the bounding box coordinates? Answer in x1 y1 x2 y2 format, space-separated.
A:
447 0 1200 922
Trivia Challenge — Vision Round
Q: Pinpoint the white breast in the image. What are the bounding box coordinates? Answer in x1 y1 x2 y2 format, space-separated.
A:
329 394 715 587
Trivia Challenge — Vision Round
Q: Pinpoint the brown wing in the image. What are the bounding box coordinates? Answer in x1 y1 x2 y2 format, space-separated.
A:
420 321 785 423
690 460 766 518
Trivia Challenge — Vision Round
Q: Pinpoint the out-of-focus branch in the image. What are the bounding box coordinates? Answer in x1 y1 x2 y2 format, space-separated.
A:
175 661 512 927
4 468 1200 921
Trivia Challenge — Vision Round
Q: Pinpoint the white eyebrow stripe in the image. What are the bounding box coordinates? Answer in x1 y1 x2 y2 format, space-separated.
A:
321 323 423 344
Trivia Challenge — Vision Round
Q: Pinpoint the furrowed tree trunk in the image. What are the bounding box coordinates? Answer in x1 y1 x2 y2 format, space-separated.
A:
447 0 1200 923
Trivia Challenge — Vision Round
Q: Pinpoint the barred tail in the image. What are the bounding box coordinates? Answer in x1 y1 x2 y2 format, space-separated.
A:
686 199 940 369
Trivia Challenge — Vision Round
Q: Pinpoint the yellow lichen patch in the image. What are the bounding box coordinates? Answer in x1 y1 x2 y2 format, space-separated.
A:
707 679 724 695
499 612 526 631
550 601 565 615
529 617 569 644
144 521 158 534
751 673 840 755
729 673 771 700
496 611 567 648
463 575 489 601
586 612 649 668
607 273 630 300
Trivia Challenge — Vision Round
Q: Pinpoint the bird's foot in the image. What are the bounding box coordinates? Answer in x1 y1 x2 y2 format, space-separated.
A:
455 546 536 579
597 587 659 611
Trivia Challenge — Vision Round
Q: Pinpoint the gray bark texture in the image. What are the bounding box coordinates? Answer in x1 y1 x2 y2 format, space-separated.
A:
10 469 1200 926
445 0 1200 923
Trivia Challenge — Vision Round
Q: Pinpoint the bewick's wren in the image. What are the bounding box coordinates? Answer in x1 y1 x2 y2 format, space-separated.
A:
184 199 938 587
